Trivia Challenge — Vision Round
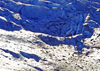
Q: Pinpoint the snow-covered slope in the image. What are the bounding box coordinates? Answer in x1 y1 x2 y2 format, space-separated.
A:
0 0 100 71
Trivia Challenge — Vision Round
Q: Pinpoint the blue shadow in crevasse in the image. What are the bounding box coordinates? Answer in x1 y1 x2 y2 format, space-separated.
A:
38 24 93 51
27 64 43 71
0 19 21 31
0 48 20 58
20 51 40 62
38 34 90 51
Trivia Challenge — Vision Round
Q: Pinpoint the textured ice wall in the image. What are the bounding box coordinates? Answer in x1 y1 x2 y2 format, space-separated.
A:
0 0 100 71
